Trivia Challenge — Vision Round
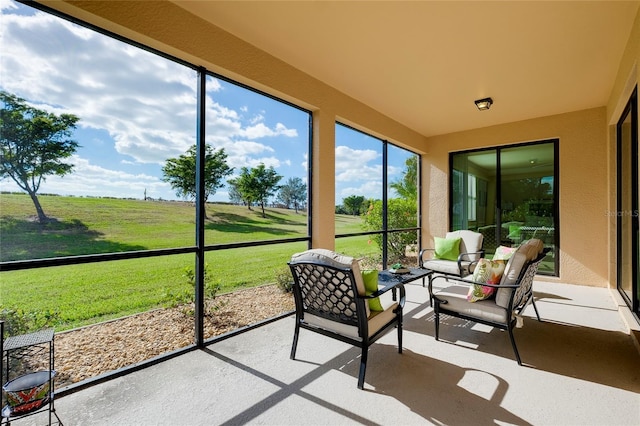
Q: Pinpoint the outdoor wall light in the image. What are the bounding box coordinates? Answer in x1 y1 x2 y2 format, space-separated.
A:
474 97 493 111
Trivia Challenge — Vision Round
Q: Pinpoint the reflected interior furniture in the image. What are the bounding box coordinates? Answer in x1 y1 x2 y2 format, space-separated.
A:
419 230 484 303
476 224 502 253
518 226 555 250
478 222 525 251
1 322 61 425
288 249 406 389
429 239 548 365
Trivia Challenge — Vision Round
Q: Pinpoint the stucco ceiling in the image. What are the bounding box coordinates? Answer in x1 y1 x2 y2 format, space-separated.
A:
172 0 639 138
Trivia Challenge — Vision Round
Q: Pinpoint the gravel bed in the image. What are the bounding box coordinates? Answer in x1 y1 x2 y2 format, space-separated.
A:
13 286 294 389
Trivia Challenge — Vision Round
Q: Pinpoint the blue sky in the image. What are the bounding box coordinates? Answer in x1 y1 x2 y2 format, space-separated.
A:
0 0 410 204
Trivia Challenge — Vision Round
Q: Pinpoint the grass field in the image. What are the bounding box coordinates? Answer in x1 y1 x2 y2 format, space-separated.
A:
0 193 376 331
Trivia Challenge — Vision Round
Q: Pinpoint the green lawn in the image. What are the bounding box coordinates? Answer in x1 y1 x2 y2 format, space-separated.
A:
0 193 372 332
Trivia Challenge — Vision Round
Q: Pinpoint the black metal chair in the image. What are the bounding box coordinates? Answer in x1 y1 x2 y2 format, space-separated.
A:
288 249 406 389
429 242 549 365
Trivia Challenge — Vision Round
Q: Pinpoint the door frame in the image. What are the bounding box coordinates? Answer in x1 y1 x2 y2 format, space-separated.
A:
616 86 639 316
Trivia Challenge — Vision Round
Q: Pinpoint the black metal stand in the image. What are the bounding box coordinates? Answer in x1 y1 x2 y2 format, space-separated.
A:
1 323 62 425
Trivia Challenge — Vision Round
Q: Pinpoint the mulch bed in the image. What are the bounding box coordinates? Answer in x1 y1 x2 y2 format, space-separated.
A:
10 285 294 389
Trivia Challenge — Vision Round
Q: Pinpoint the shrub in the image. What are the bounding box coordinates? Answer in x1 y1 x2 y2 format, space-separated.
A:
0 307 60 337
357 254 383 271
166 263 223 315
274 266 293 293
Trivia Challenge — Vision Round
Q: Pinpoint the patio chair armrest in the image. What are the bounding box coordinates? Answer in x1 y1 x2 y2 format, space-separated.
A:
458 250 485 261
458 249 484 265
419 248 435 266
431 274 503 288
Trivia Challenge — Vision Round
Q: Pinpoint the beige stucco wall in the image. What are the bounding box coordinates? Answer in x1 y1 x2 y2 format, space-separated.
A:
423 108 608 287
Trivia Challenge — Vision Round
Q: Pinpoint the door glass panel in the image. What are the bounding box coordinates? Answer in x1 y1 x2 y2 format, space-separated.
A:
500 143 556 274
452 150 498 255
451 141 557 275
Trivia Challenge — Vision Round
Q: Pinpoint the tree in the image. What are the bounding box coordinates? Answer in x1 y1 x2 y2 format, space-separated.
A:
227 170 254 209
227 180 244 206
228 164 282 217
276 177 306 213
390 155 418 200
363 156 419 261
162 144 233 216
0 91 80 223
362 197 418 262
342 195 367 215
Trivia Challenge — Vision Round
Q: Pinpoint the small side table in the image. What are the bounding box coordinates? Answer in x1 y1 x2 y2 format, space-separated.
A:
1 324 62 425
378 267 431 300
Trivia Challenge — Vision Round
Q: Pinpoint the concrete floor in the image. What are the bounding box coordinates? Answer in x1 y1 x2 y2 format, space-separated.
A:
19 280 640 425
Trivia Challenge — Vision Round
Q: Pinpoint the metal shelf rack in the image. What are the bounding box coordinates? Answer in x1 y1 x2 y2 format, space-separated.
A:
1 322 62 425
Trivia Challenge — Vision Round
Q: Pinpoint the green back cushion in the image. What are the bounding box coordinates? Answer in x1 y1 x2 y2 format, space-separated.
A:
361 269 383 312
434 237 461 261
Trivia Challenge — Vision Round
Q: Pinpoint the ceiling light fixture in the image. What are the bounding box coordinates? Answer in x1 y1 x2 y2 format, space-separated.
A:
474 97 493 111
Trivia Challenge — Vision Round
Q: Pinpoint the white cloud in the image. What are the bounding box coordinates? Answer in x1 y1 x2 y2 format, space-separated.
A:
335 145 380 182
0 1 309 201
227 155 281 170
226 141 274 156
241 122 298 139
0 0 17 11
338 181 382 202
1 2 300 166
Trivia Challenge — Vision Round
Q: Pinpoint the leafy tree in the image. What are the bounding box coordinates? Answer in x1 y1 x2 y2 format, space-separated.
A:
228 164 282 217
227 172 252 209
390 155 418 200
335 205 348 215
0 91 80 223
342 195 367 215
162 144 233 216
362 197 418 262
362 157 419 261
227 180 244 205
276 177 307 213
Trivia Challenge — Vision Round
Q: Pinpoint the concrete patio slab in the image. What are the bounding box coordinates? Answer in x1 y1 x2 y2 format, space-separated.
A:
19 280 640 425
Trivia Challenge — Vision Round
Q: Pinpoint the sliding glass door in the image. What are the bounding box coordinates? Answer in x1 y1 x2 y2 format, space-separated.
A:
617 87 638 316
451 140 558 276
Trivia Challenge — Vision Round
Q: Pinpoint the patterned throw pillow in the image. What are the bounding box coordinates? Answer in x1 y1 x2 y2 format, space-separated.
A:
467 258 506 302
493 245 517 261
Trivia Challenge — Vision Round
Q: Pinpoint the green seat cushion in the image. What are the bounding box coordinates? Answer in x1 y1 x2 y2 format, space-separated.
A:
361 269 383 312
434 237 461 261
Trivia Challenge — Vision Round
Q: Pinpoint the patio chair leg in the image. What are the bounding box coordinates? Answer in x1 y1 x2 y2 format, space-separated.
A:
508 326 522 365
397 318 403 354
290 324 300 359
434 307 440 341
357 347 368 390
531 297 542 322
427 274 435 307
